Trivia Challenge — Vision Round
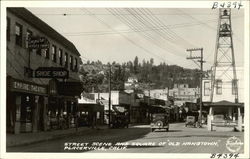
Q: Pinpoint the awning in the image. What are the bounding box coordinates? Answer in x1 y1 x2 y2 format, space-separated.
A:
151 105 171 109
210 100 243 107
78 103 104 112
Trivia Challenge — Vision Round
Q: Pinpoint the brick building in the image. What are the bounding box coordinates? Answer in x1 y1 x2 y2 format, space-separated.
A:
6 8 82 134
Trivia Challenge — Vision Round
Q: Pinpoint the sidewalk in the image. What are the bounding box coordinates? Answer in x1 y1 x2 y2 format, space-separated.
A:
7 125 108 147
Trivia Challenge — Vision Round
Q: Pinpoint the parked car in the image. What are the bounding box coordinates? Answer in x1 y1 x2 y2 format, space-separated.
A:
185 116 196 127
150 113 169 132
110 113 129 128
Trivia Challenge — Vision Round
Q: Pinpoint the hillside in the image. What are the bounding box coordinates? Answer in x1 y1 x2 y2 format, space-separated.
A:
79 57 201 93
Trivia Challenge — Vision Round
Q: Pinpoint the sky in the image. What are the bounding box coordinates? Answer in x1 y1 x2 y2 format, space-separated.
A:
27 8 244 70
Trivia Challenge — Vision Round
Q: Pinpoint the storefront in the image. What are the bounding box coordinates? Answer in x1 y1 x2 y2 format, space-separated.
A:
46 79 82 130
78 103 104 127
7 76 48 134
207 100 244 131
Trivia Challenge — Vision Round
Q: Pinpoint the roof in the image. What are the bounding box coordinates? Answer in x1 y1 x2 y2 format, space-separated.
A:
7 7 80 56
210 100 243 107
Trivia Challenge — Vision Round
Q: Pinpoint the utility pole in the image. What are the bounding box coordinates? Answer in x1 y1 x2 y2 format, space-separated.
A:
108 65 111 128
186 48 205 128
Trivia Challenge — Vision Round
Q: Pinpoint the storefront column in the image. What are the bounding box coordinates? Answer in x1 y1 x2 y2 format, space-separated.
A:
14 95 21 134
228 107 233 120
32 96 39 132
237 107 242 132
207 107 213 131
43 97 48 131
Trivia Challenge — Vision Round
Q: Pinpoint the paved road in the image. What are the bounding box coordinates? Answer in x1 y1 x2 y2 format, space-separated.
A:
7 123 244 153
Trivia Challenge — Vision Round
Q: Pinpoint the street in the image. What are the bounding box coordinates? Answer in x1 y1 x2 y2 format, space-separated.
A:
7 122 244 153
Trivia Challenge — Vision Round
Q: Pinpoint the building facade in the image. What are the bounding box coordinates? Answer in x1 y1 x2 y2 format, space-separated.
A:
143 88 168 101
169 84 199 107
6 8 82 134
202 67 244 131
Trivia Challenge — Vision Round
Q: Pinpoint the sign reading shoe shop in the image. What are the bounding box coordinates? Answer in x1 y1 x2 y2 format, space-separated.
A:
35 67 69 79
7 76 47 95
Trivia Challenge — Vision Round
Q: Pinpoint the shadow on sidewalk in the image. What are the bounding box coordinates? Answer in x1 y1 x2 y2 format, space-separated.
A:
7 127 151 153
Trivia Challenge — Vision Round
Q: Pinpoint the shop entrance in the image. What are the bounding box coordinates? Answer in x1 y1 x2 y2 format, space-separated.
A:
20 94 33 132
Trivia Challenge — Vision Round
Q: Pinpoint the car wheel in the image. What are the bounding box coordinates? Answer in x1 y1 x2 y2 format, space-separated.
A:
151 128 155 132
166 128 169 132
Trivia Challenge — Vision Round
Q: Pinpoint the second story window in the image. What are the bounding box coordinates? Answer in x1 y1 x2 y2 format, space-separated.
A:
204 82 210 96
7 17 10 41
64 52 68 68
44 48 50 59
59 49 63 65
52 45 57 62
15 23 23 46
70 55 73 70
74 58 78 71
26 30 33 49
216 80 222 95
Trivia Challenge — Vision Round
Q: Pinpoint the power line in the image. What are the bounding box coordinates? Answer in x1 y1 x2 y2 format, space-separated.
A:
108 8 188 61
142 8 196 49
81 8 174 65
63 18 219 36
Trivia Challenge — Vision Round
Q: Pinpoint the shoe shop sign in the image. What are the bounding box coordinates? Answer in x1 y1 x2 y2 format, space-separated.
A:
35 67 69 79
28 36 50 49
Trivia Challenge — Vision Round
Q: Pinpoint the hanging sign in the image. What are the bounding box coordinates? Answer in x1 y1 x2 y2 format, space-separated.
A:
35 67 69 79
28 36 50 49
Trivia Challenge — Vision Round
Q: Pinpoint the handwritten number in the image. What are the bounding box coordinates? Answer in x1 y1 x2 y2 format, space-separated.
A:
211 154 216 158
223 154 228 158
217 154 222 158
234 153 239 159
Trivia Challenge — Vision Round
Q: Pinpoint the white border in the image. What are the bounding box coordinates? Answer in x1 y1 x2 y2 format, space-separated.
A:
0 1 249 159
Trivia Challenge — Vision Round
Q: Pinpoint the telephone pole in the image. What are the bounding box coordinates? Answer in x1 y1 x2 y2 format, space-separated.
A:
186 48 205 127
108 65 111 128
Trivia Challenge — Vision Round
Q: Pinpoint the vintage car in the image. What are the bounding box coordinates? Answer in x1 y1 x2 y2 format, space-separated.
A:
110 113 129 128
150 113 169 132
185 116 196 127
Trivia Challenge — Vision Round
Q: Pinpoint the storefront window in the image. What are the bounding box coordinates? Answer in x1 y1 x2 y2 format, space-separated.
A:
20 96 32 123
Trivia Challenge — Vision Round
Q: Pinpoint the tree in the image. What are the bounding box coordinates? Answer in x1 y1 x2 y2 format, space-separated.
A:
133 56 139 74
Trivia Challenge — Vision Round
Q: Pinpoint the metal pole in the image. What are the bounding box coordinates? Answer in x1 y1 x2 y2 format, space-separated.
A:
108 65 111 128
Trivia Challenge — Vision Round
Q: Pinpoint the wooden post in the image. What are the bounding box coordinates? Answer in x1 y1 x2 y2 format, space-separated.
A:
237 107 242 132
